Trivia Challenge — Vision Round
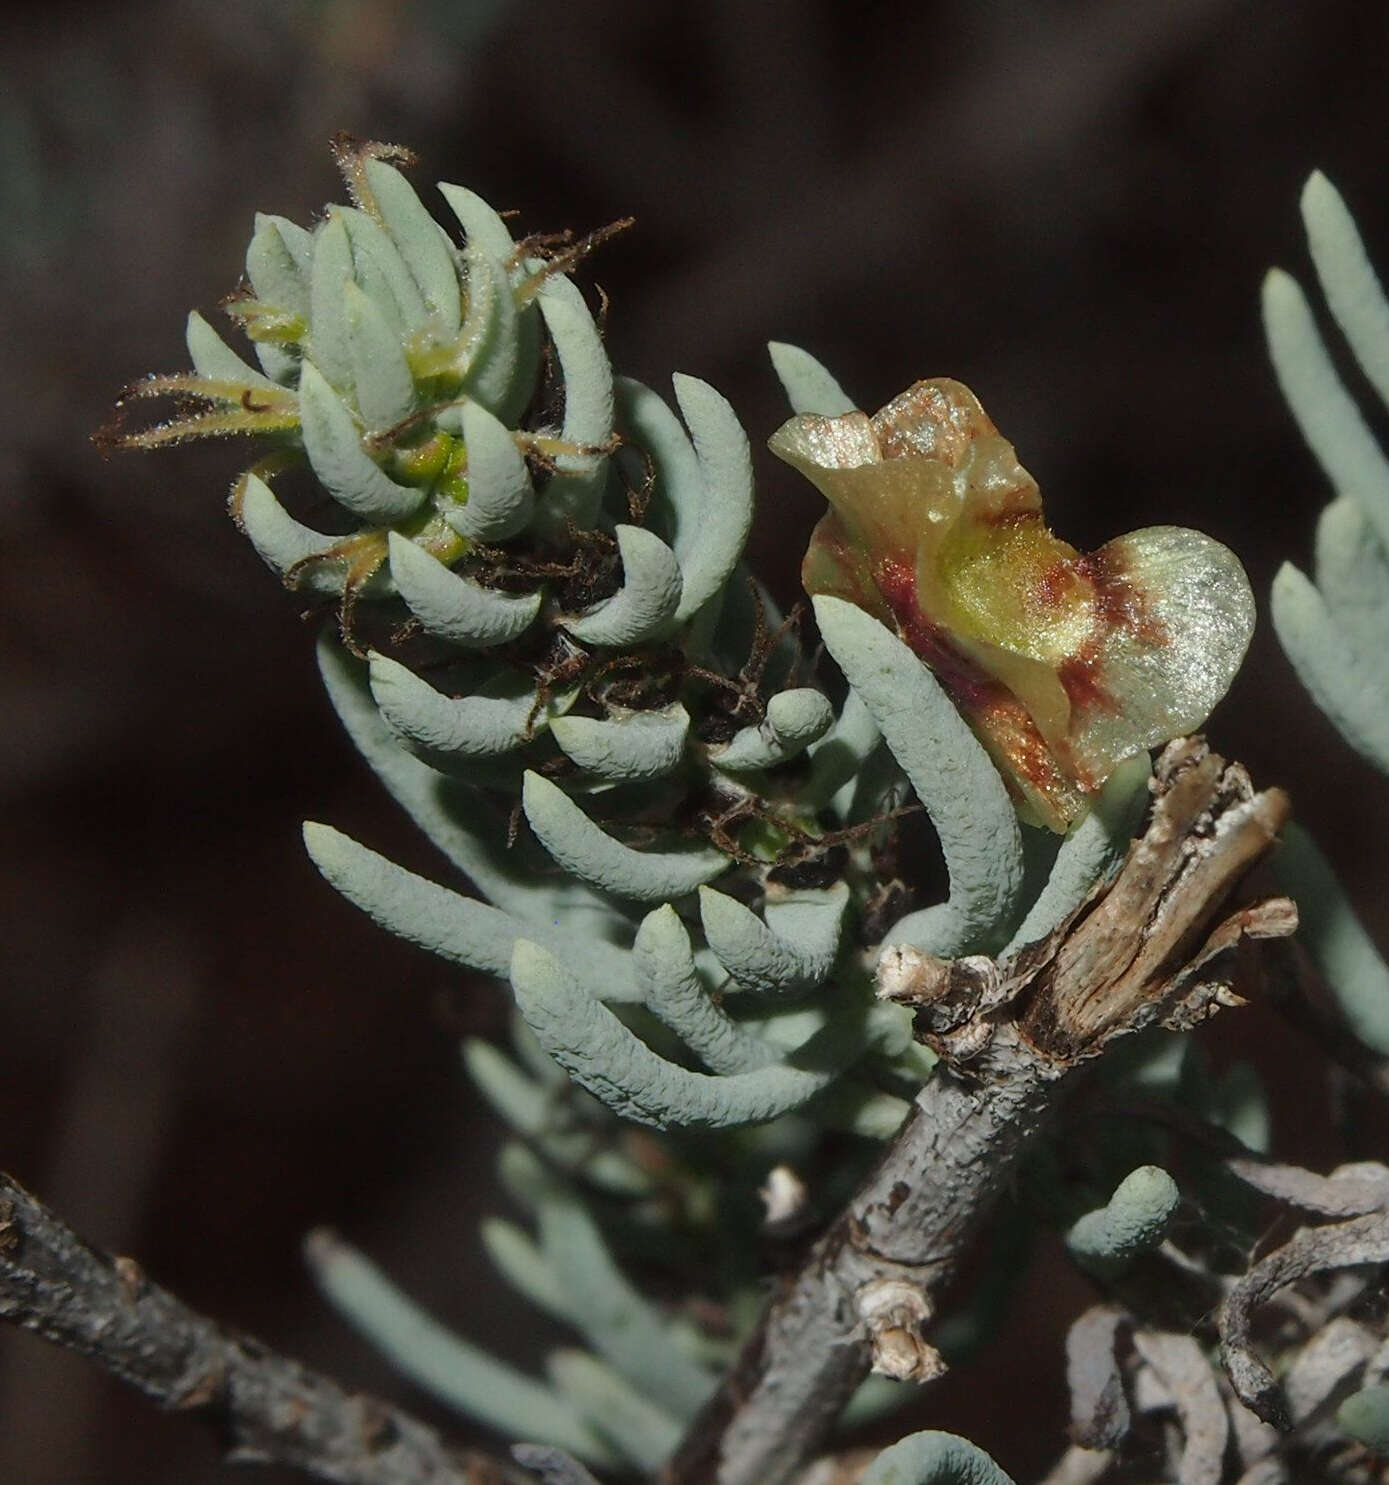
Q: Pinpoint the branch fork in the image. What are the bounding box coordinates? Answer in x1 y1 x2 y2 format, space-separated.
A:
665 738 1294 1485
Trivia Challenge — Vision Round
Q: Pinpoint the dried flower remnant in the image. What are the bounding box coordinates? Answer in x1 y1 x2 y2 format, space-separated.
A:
772 380 1255 830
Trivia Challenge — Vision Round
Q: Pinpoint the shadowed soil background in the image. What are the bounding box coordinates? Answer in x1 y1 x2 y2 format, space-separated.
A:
2 1 1389 1480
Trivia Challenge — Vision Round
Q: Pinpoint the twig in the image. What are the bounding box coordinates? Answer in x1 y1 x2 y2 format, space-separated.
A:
664 739 1293 1485
0 1174 527 1485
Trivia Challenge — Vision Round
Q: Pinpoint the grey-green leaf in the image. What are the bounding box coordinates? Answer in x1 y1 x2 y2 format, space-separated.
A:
308 212 358 390
668 374 755 623
388 533 541 649
521 771 729 901
1263 266 1389 552
1278 824 1389 1056
562 525 683 646
533 271 614 530
344 279 416 432
1066 1166 1180 1279
533 1173 716 1418
510 940 843 1128
634 905 777 1074
437 182 519 269
442 398 536 542
861 1430 1016 1485
698 884 847 995
185 310 280 389
304 821 518 976
767 341 856 417
1272 561 1389 775
712 687 835 772
317 636 627 940
339 205 430 334
363 158 462 335
246 212 311 317
465 1051 654 1195
537 271 614 466
235 473 346 595
814 596 1025 955
481 1218 572 1324
545 1351 682 1472
551 706 690 782
305 1232 615 1465
370 653 569 762
803 687 882 813
307 822 641 1000
454 243 529 419
298 360 426 524
1006 751 1152 952
1302 172 1389 414
1315 496 1389 666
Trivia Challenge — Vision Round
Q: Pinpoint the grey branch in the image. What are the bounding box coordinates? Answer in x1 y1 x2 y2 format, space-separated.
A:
0 1174 527 1485
665 739 1293 1485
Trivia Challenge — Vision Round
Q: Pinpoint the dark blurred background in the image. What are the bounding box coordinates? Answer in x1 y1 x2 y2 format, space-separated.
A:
3 1 1389 1480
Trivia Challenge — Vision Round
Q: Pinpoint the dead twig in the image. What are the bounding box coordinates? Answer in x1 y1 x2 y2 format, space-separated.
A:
0 1174 527 1485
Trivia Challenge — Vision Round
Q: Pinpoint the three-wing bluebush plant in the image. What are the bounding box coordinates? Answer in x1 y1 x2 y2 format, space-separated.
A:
77 145 1389 1485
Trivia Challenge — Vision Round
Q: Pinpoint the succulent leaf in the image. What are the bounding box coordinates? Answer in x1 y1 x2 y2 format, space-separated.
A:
442 398 536 541
1302 171 1389 433
698 883 848 996
343 279 417 432
712 686 835 772
481 1217 572 1323
338 205 432 334
453 242 531 418
509 940 847 1129
814 595 1026 955
561 524 683 646
304 821 520 977
860 1430 1016 1485
362 157 462 335
246 212 312 318
306 1231 617 1465
526 1160 718 1418
463 1051 653 1194
1315 495 1389 663
1006 750 1152 951
1277 824 1389 1056
370 653 573 763
667 375 756 624
306 212 358 391
317 637 626 937
185 310 281 389
303 822 642 1001
550 706 690 782
1264 265 1389 553
297 360 427 524
633 905 779 1073
387 532 542 649
437 181 526 269
767 340 856 417
1272 560 1389 774
233 472 351 593
521 771 729 902
1066 1166 1180 1278
545 1351 682 1472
